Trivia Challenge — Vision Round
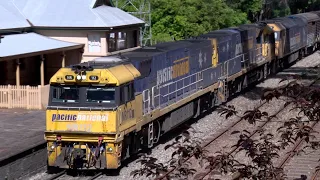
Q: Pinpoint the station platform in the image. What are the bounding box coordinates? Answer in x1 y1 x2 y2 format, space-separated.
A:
0 108 45 162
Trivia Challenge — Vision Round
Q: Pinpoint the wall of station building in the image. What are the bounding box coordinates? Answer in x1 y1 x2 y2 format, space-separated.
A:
36 28 140 63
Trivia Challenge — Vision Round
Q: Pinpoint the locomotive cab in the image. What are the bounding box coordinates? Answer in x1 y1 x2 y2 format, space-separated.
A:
45 57 141 170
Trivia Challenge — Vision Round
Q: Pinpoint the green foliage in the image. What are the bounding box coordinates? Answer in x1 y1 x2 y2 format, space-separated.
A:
289 0 320 14
227 0 263 22
113 0 320 44
271 1 291 18
150 0 248 43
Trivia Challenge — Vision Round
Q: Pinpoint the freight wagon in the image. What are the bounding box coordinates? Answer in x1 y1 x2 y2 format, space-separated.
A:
45 11 320 171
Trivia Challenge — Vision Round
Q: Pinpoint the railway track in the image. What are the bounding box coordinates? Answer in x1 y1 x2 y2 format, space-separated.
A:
157 67 320 180
277 122 319 169
46 171 103 180
312 169 320 180
167 100 289 180
47 171 65 180
157 101 268 180
278 120 320 180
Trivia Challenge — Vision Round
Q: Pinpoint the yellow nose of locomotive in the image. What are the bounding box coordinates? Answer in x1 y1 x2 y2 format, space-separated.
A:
45 109 120 169
45 61 141 170
46 110 116 133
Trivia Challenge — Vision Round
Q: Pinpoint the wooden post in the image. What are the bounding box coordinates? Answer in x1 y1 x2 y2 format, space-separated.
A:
40 55 45 86
26 85 30 109
61 51 66 67
16 59 20 86
8 84 12 109
38 85 42 109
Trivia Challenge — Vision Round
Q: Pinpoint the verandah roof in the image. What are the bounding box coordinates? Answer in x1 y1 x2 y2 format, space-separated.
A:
0 32 84 60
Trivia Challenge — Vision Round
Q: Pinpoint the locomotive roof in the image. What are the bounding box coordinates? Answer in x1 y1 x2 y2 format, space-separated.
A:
239 23 266 30
310 11 320 18
226 27 246 32
197 33 229 41
69 39 211 69
211 28 239 34
198 29 235 40
290 12 319 22
267 17 302 28
287 15 308 25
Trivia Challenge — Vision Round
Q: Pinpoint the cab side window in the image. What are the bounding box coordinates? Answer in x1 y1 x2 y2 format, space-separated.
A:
138 59 151 79
120 82 135 104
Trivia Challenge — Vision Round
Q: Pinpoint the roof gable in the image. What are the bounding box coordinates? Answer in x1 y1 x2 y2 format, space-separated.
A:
90 0 114 8
10 0 144 29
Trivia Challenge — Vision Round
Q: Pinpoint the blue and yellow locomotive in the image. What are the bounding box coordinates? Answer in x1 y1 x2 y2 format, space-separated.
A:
45 12 320 170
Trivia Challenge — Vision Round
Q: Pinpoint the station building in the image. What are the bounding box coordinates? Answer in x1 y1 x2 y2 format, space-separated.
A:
0 0 145 109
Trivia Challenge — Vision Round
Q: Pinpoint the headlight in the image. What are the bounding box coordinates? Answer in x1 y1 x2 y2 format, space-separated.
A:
76 75 81 80
81 75 86 80
106 147 113 152
51 145 55 150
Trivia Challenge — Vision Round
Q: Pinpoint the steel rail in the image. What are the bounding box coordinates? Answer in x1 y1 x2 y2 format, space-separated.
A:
47 170 66 180
87 172 103 180
312 169 320 180
197 100 290 180
157 100 268 180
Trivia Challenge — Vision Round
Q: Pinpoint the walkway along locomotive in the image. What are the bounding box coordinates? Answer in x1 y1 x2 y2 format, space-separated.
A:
45 12 320 171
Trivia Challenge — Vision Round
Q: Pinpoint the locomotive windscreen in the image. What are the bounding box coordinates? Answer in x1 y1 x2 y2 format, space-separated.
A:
51 86 79 103
49 85 118 107
86 87 115 104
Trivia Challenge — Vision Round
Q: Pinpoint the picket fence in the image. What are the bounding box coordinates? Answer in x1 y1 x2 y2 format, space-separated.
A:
0 85 42 110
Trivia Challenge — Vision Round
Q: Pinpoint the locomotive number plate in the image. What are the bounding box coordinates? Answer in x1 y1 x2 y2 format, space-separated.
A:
66 124 92 132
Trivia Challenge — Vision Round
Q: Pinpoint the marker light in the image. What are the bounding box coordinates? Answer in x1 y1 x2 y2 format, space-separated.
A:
76 75 81 80
81 75 86 80
56 135 62 141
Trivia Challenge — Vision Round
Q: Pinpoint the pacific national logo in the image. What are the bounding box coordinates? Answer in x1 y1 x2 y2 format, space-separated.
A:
51 113 108 122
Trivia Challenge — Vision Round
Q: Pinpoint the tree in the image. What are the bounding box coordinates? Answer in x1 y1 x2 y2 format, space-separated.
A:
150 0 248 43
288 0 320 14
226 0 263 22
271 0 291 18
131 74 320 179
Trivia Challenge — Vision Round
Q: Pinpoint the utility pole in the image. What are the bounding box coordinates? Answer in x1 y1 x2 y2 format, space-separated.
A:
114 0 152 46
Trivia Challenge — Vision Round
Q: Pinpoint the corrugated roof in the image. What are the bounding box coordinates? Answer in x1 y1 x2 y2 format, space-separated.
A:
0 32 83 59
0 0 30 30
12 0 144 28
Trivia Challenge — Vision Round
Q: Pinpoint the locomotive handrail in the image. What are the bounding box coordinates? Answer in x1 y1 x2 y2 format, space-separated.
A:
143 46 269 115
161 74 204 98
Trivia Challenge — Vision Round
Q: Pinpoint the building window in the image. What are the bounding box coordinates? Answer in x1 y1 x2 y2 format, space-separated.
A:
107 30 137 52
108 33 116 52
88 34 101 53
117 32 126 51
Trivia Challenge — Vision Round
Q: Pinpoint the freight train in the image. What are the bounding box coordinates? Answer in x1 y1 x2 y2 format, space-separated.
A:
45 11 320 171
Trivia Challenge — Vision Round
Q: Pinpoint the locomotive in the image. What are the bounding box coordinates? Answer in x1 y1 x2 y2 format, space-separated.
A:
45 11 320 171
